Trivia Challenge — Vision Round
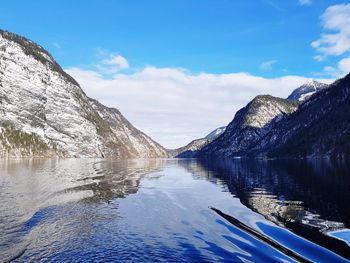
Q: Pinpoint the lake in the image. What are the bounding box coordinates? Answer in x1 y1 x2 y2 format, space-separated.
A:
0 158 349 262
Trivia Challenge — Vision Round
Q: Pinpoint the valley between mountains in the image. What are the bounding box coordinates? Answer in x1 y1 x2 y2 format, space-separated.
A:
1 29 349 159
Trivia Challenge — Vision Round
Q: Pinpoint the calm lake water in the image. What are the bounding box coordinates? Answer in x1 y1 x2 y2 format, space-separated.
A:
0 158 349 262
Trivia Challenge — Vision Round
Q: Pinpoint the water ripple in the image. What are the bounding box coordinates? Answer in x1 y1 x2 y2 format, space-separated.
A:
0 158 349 262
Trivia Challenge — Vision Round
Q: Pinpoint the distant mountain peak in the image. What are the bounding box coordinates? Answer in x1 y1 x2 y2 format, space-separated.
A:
287 80 328 102
305 79 319 85
205 126 226 139
169 126 227 158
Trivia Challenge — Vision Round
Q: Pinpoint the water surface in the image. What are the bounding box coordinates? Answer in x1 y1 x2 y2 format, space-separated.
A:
0 158 349 262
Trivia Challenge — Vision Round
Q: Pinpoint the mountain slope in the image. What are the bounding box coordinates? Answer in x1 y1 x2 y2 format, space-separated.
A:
198 95 299 158
171 138 211 158
89 98 166 158
0 30 167 158
252 74 350 158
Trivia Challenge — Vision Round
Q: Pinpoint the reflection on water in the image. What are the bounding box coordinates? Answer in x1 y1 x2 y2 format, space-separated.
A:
195 158 350 256
0 158 349 262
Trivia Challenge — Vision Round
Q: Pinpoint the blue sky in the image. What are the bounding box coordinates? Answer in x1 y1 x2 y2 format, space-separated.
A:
0 0 344 76
1 1 350 147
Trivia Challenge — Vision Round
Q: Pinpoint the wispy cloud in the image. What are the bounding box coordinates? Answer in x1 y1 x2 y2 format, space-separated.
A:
311 3 350 59
52 42 61 49
312 3 350 77
92 49 130 75
323 57 350 77
298 0 312 6
262 0 284 11
259 60 277 71
65 65 332 148
102 55 129 69
96 54 129 75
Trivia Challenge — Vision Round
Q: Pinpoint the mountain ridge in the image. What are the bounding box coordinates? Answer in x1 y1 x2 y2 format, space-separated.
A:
169 126 226 158
198 75 350 159
198 95 300 158
262 74 350 158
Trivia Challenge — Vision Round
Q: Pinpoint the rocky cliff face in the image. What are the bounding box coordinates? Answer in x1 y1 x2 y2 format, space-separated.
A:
198 95 299 158
89 98 167 158
0 30 167 158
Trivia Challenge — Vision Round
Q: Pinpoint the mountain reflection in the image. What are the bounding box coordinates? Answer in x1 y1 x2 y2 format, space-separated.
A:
0 158 166 261
187 158 350 256
1 158 349 262
61 159 166 203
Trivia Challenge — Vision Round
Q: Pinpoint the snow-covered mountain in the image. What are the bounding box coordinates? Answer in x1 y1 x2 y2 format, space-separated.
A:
287 80 328 102
0 30 167 158
198 95 299 158
169 126 226 158
205 126 226 139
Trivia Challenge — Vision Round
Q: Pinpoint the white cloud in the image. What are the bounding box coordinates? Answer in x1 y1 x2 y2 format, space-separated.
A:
65 66 333 149
259 60 277 71
298 0 312 6
95 54 129 75
324 57 350 77
312 3 350 59
339 56 350 72
103 55 129 69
